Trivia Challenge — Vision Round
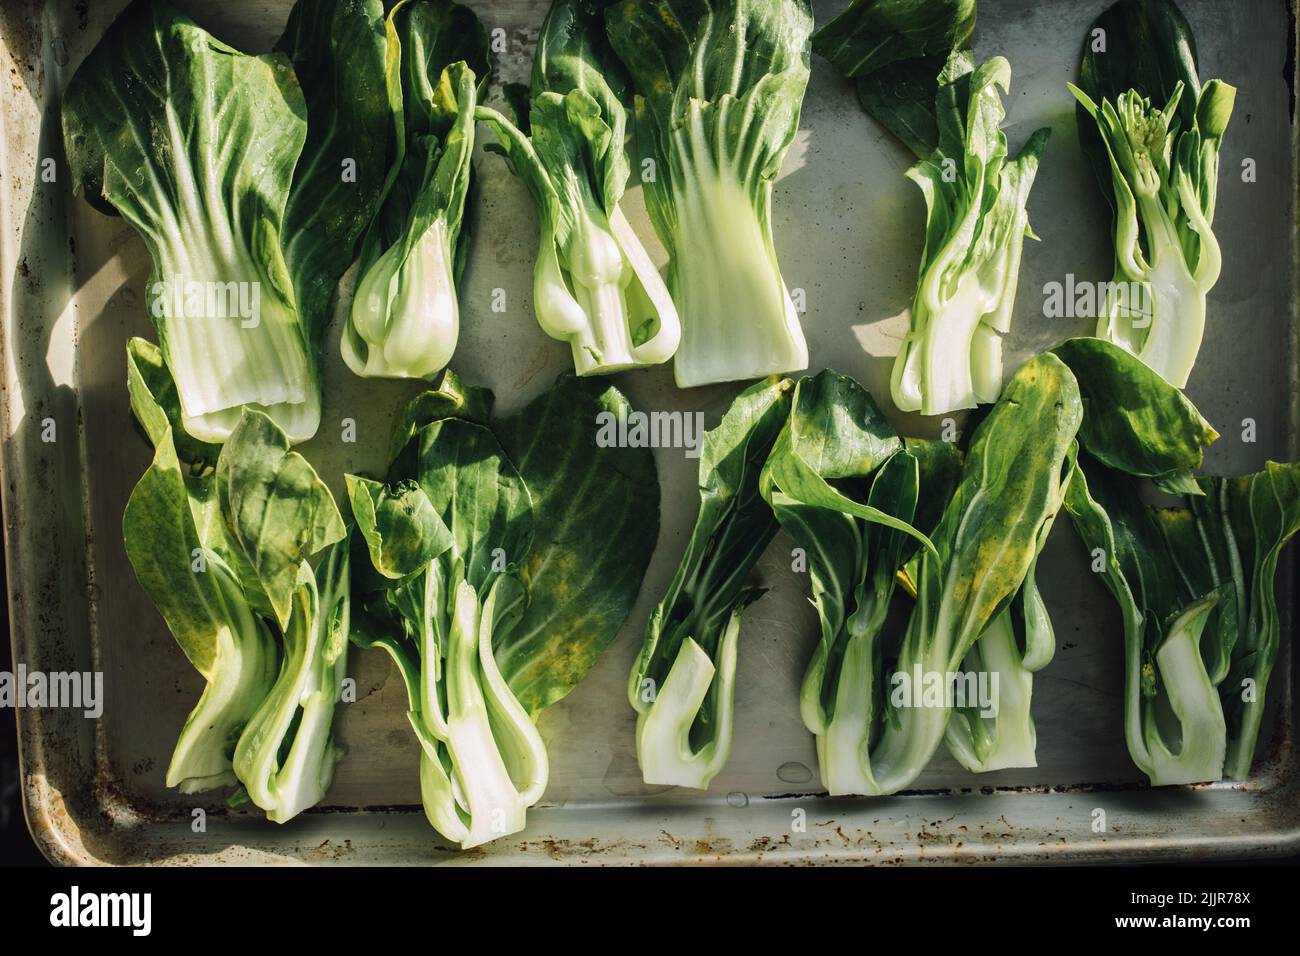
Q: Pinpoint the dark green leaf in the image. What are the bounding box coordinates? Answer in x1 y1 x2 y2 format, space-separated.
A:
276 0 390 342
387 367 495 466
1052 337 1218 482
813 0 975 80
493 374 660 715
413 418 533 590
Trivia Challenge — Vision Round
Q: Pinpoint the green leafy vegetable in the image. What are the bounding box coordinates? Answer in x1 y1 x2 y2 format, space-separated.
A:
829 354 1080 794
349 371 658 846
887 52 1050 415
342 0 490 380
629 378 793 788
124 372 351 820
476 0 680 376
1055 337 1300 785
813 0 976 158
124 436 276 796
64 0 389 444
606 0 812 388
1070 0 1235 388
758 371 944 794
814 3 1046 416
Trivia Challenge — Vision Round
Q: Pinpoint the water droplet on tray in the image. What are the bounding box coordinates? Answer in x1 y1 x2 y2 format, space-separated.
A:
776 761 813 784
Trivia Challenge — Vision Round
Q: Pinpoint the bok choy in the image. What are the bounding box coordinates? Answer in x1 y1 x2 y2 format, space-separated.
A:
342 0 490 380
476 0 680 376
123 338 351 822
758 372 944 794
629 377 793 788
815 0 1047 416
64 0 390 443
349 371 659 846
1070 0 1235 388
1055 337 1299 785
888 52 1049 416
606 0 812 388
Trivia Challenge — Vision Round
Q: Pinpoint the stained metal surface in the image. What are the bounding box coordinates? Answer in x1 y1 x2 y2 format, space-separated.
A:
1 0 1296 865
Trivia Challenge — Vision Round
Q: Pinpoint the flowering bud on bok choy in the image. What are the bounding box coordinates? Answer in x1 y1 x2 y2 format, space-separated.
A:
342 0 489 380
606 0 812 388
476 0 680 376
1071 0 1235 388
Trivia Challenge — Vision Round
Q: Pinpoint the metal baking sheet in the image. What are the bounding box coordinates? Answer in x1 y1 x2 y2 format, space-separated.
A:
2 0 1297 864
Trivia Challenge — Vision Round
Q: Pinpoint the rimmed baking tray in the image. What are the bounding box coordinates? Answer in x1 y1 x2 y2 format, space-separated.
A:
2 0 1296 864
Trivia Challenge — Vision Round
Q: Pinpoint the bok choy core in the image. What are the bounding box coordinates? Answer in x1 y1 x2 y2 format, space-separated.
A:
349 371 658 847
476 0 680 376
1070 0 1235 388
771 356 1079 794
606 0 812 388
64 0 390 444
629 378 793 789
123 339 351 822
342 0 490 380
1055 337 1299 785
